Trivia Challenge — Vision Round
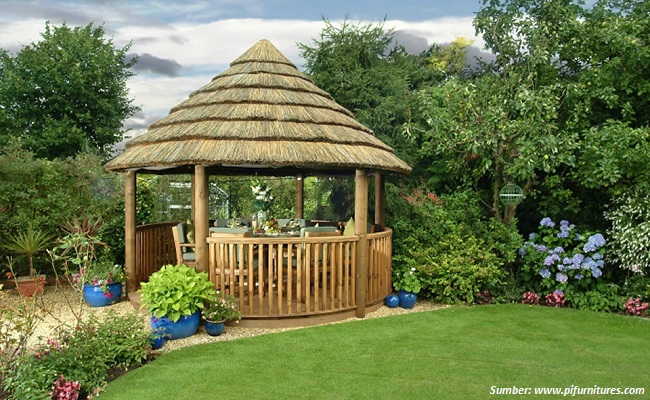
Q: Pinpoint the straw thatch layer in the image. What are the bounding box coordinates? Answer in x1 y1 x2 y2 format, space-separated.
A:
105 39 411 175
108 139 411 173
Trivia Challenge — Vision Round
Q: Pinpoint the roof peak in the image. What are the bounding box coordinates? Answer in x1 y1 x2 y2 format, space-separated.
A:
231 39 295 68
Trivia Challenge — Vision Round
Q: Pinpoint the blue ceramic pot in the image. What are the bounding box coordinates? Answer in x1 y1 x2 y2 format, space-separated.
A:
83 282 122 307
399 290 417 309
205 321 226 336
385 293 399 308
151 311 200 340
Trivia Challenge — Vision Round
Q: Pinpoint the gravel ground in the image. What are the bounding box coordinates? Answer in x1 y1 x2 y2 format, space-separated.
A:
2 284 447 354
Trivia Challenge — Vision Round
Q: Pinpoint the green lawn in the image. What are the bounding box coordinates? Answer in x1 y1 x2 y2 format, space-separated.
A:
101 304 650 399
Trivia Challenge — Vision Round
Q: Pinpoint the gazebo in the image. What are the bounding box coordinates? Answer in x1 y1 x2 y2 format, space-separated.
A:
105 39 411 327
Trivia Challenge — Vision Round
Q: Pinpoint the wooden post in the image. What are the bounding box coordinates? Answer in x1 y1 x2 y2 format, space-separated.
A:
374 173 385 227
194 165 209 273
295 173 304 219
190 174 196 223
125 171 137 296
354 169 368 318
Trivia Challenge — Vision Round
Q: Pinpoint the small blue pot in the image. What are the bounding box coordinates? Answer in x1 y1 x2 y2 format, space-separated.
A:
205 321 226 336
385 293 399 308
399 290 417 309
149 335 166 350
83 282 122 307
151 311 200 340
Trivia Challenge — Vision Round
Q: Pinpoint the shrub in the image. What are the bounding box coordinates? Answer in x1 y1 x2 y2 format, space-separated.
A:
410 232 506 304
568 284 623 313
388 186 522 303
0 284 41 398
623 298 648 317
522 291 540 305
519 217 608 295
544 290 566 307
475 290 495 305
605 185 650 273
4 311 151 399
620 272 650 302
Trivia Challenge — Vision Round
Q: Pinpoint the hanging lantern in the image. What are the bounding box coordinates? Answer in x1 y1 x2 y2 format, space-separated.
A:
499 183 524 206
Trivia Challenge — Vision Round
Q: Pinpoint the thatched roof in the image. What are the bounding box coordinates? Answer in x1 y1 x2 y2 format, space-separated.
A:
105 39 411 176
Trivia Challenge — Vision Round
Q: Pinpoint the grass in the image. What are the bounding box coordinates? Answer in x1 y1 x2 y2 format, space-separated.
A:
101 304 649 399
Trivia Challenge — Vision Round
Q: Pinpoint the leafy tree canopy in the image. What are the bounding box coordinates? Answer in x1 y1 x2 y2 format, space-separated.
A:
0 22 139 159
410 0 650 225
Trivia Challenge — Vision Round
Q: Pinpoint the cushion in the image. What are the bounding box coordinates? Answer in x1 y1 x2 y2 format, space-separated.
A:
343 218 355 236
185 220 195 244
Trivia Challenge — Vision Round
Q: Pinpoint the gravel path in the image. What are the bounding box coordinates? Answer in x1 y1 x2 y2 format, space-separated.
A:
2 284 447 354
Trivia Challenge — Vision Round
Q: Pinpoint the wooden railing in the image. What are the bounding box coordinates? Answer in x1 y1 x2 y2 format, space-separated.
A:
366 229 393 305
134 222 177 287
207 228 392 320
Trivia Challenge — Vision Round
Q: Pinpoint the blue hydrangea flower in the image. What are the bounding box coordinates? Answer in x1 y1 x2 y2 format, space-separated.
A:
552 247 564 254
540 268 551 279
592 253 603 260
554 289 564 296
540 217 555 227
556 273 568 282
536 245 547 253
518 247 526 256
572 254 585 265
560 220 569 227
582 257 597 270
529 232 537 240
575 274 584 280
588 233 606 248
544 254 560 266
583 242 596 252
557 230 570 239
592 267 602 278
558 264 565 271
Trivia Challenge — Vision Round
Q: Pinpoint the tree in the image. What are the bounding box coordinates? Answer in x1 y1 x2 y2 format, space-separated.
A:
0 22 139 159
298 19 441 186
410 0 650 226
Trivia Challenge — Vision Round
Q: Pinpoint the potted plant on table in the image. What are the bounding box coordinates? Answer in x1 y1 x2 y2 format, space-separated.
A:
139 264 215 340
3 226 52 297
202 291 242 336
393 267 422 309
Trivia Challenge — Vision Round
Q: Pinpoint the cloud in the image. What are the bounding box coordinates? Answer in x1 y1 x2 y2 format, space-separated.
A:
128 53 183 77
393 30 430 54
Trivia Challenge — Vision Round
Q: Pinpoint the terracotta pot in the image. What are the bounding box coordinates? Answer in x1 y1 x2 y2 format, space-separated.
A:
15 275 46 297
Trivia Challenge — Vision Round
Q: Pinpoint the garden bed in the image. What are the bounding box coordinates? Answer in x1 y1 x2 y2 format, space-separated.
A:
1 284 447 353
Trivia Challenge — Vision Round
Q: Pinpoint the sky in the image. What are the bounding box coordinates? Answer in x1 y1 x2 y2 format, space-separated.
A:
0 0 489 139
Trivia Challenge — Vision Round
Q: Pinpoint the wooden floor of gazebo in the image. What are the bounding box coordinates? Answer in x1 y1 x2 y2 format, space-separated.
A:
130 223 393 328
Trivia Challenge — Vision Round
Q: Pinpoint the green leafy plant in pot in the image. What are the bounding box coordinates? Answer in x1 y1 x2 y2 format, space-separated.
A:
139 264 215 340
3 226 53 297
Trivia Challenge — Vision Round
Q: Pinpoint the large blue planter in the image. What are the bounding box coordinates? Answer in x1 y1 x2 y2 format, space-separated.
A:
83 282 122 307
205 321 226 336
151 311 200 340
398 290 417 309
